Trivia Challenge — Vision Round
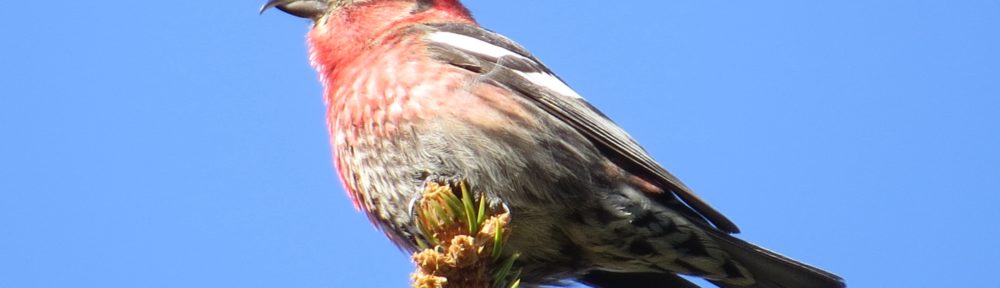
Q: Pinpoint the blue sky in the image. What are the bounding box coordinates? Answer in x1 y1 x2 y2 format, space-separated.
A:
1 1 997 287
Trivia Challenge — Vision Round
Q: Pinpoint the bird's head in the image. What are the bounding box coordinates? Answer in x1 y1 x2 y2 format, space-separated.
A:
260 0 474 55
259 0 476 99
260 0 470 23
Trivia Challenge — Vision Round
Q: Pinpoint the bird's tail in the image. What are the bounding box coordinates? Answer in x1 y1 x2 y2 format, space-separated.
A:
705 228 845 288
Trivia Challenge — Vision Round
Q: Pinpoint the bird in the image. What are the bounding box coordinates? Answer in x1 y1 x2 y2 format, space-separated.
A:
260 1 845 287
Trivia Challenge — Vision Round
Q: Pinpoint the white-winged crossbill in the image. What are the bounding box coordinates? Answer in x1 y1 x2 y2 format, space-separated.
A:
262 1 844 287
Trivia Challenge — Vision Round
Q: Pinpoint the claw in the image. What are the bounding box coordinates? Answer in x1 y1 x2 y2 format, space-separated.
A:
407 185 425 222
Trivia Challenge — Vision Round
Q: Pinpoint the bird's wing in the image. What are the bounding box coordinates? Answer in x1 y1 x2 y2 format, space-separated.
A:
421 23 740 233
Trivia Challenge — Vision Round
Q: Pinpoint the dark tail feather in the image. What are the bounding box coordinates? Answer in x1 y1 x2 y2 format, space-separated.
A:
578 231 844 288
578 270 700 288
706 229 845 288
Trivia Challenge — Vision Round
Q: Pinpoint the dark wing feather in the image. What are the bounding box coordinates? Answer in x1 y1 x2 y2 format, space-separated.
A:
579 270 701 288
422 23 740 233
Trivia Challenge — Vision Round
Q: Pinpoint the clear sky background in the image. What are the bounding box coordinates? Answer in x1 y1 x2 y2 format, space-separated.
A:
1 1 998 287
